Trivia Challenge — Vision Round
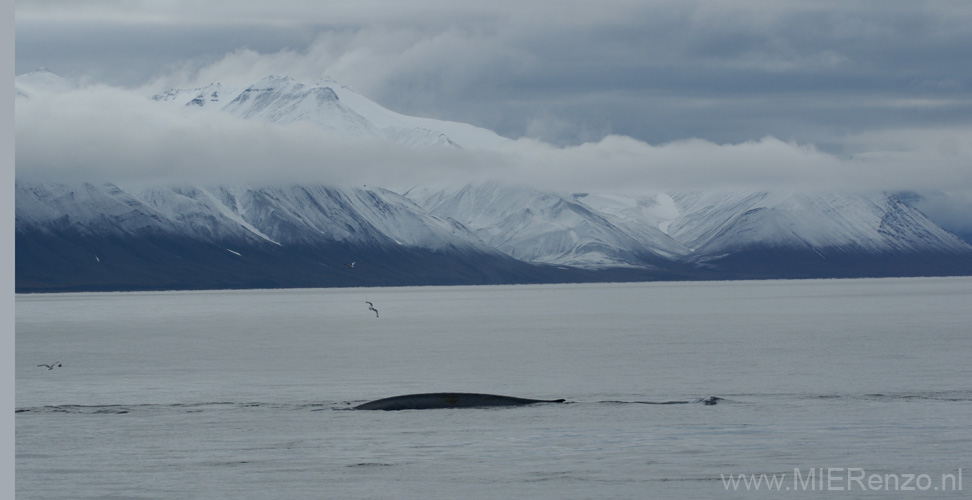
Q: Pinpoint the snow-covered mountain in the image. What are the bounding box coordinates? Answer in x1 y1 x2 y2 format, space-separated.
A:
17 177 972 291
14 67 74 100
14 70 972 291
15 180 566 291
577 190 972 274
151 75 509 149
407 183 972 271
406 182 690 268
665 191 971 255
16 182 485 251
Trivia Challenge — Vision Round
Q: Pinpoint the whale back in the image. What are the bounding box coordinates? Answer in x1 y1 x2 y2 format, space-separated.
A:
354 392 565 411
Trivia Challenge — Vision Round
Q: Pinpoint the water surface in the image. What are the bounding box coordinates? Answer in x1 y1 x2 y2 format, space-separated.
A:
17 278 972 498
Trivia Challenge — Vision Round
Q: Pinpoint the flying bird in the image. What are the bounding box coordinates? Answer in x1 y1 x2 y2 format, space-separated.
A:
365 301 379 318
37 362 62 370
344 261 356 269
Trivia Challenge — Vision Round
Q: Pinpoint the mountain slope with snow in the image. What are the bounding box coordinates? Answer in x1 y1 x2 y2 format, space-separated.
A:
18 181 499 253
410 184 972 272
15 180 577 292
407 182 690 268
661 191 972 256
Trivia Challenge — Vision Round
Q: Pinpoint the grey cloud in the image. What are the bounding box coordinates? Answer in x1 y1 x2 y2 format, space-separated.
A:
15 18 321 87
911 190 972 238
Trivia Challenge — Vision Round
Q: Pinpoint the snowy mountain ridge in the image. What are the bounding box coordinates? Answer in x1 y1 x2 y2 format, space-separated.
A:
17 179 972 285
409 183 972 268
16 181 492 253
149 74 509 150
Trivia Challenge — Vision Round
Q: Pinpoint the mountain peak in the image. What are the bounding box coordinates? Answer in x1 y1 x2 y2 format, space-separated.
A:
150 74 508 149
15 68 74 99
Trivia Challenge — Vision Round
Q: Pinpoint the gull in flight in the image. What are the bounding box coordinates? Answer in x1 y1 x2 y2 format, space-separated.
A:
365 301 379 318
37 362 62 370
344 261 356 269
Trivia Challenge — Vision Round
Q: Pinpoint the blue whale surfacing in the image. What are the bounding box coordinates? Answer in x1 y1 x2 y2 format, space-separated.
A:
354 392 567 411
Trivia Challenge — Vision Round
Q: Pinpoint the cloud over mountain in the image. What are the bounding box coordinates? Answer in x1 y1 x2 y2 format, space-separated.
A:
15 72 972 201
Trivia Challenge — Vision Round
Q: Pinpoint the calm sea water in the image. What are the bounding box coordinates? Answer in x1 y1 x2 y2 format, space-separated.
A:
16 278 972 499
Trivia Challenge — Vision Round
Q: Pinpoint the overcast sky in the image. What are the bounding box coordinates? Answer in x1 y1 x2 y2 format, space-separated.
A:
17 0 972 145
14 0 972 229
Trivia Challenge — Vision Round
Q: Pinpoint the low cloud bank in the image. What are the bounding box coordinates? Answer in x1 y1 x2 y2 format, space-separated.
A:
16 84 972 197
